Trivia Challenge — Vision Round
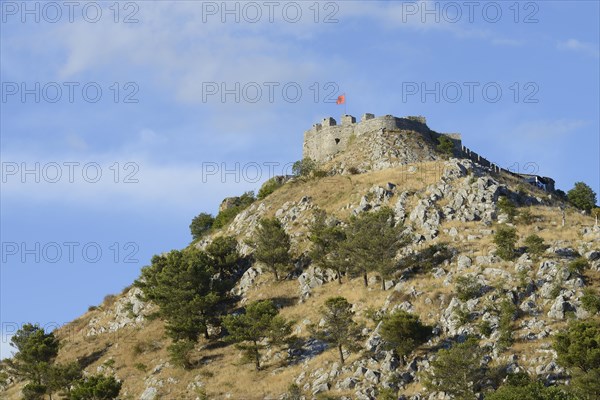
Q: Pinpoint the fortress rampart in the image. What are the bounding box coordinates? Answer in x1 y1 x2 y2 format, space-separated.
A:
302 112 554 192
303 113 461 162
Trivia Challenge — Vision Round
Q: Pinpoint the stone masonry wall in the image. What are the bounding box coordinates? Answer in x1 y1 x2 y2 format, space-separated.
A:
302 113 461 163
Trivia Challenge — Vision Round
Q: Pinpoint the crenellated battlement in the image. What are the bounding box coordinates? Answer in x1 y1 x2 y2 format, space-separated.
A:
303 113 459 162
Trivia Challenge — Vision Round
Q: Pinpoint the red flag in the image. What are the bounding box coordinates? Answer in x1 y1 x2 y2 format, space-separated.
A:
336 94 345 105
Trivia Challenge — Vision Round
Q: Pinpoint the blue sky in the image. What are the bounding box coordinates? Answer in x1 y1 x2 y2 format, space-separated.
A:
1 1 598 358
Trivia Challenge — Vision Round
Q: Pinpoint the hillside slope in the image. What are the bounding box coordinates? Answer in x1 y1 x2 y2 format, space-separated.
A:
2 156 599 400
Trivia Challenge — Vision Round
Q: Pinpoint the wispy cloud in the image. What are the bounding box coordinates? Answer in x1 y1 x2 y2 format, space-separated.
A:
557 39 600 58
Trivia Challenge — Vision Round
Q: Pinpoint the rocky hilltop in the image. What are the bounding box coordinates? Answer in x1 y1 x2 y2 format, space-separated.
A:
2 116 599 400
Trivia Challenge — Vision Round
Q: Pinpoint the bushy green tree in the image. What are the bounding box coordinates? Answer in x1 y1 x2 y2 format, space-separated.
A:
257 177 283 200
308 210 346 284
524 234 548 259
311 297 361 364
221 300 292 370
380 310 431 359
253 217 292 281
567 182 597 213
497 196 518 222
292 158 317 177
343 207 408 289
136 248 221 345
69 374 122 400
423 337 487 400
190 212 214 240
493 226 518 260
554 320 600 399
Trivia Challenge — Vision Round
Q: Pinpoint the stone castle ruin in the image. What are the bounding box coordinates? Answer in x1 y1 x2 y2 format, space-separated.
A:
303 113 555 191
303 113 462 163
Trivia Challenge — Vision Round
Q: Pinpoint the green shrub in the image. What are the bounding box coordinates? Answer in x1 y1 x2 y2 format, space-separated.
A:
437 135 455 157
257 178 283 200
524 234 548 259
497 197 518 222
284 383 303 400
134 363 147 372
568 257 589 274
478 319 493 337
167 340 195 369
212 191 255 230
398 243 452 273
70 374 122 400
380 310 431 358
498 299 517 351
494 226 518 260
292 158 316 177
581 289 600 314
518 209 535 224
455 275 482 301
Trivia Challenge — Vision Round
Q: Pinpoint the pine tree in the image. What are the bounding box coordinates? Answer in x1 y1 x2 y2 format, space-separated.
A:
136 248 221 343
253 217 292 281
343 207 408 289
308 210 346 284
221 300 292 370
311 297 361 364
422 337 488 400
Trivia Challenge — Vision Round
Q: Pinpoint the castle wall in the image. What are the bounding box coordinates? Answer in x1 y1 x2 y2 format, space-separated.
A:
302 113 457 162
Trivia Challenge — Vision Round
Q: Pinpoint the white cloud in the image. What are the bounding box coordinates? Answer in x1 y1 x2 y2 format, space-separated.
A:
558 39 600 58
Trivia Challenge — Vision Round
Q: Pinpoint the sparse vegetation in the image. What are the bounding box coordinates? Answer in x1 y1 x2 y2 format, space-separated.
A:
258 177 284 200
212 191 256 230
567 257 588 275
